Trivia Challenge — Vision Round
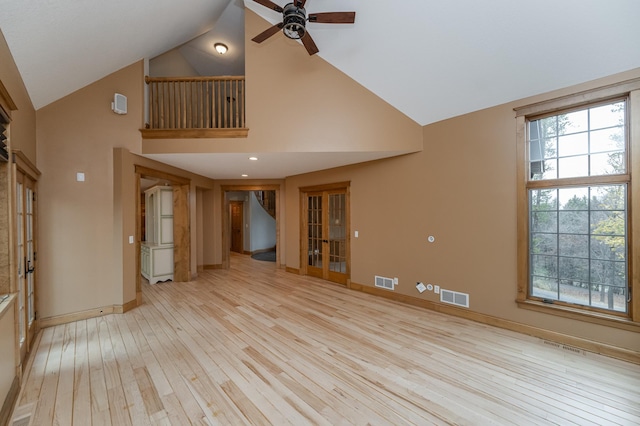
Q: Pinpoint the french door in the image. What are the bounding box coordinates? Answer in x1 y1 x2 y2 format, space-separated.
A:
16 170 37 359
303 183 350 285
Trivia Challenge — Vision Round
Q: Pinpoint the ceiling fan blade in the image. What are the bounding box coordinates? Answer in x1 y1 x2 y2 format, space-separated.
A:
308 12 356 24
252 23 284 43
253 0 283 13
300 31 319 55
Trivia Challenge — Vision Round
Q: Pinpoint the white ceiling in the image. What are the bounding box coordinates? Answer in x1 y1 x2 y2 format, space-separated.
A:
1 0 640 179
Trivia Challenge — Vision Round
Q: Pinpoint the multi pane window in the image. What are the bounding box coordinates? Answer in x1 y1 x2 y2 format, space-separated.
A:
527 100 628 313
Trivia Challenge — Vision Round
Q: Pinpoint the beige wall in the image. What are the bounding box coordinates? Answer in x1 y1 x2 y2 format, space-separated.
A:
285 69 640 354
36 62 145 318
149 48 199 78
142 10 423 157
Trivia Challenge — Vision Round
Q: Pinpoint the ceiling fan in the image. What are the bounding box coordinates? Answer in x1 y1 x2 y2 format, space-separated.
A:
251 0 356 55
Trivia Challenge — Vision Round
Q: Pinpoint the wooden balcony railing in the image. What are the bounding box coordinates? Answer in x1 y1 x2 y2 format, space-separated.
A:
141 76 248 139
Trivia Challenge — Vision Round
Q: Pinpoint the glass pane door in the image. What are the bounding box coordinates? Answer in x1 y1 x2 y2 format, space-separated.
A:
328 193 346 274
26 185 35 324
16 180 25 346
303 186 349 285
307 194 323 269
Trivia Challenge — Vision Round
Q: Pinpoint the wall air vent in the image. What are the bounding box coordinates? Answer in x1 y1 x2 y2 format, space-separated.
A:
440 289 469 308
375 275 395 291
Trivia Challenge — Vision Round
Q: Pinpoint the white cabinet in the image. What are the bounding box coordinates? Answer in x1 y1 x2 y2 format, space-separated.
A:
141 186 174 284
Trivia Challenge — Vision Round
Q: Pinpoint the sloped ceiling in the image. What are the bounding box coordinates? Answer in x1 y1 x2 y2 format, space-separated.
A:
2 0 639 124
1 0 639 179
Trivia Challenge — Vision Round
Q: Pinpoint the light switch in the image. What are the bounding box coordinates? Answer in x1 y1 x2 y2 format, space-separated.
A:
355 231 359 238
128 236 134 244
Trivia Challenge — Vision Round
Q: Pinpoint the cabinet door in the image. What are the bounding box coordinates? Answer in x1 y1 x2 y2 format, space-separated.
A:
159 189 173 244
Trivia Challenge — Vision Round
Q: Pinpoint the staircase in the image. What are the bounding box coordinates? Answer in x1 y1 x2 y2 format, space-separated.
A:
254 190 275 218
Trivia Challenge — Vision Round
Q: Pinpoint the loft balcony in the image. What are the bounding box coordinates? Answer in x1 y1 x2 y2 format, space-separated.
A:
140 75 249 139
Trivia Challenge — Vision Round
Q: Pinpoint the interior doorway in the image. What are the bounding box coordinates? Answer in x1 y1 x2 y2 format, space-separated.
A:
300 182 350 285
221 184 280 269
135 166 190 296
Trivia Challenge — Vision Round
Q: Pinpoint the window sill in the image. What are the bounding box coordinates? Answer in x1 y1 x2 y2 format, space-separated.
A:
0 293 15 320
517 299 640 332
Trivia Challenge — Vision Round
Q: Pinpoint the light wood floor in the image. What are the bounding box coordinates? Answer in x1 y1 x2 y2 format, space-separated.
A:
11 254 640 425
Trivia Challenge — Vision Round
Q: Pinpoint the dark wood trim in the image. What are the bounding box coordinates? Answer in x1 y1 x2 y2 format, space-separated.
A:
514 77 640 117
172 184 191 282
348 281 640 365
203 264 223 270
221 184 280 192
12 150 41 178
299 181 351 193
140 128 249 139
135 172 142 294
285 266 300 275
517 299 640 332
146 75 246 83
134 165 190 185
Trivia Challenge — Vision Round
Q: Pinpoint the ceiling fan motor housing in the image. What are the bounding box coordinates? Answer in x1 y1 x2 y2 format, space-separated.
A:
282 3 306 39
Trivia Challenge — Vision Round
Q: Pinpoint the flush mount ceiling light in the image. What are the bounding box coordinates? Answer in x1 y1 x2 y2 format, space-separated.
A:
249 156 258 161
214 43 228 54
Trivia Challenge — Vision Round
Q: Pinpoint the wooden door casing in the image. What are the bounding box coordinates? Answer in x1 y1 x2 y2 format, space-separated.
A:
301 182 350 286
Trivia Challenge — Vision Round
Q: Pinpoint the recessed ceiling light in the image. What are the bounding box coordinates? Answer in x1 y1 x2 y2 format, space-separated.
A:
241 174 248 177
249 156 258 161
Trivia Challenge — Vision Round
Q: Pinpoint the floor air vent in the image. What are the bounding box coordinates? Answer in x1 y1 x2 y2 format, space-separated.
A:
375 275 395 290
440 289 469 308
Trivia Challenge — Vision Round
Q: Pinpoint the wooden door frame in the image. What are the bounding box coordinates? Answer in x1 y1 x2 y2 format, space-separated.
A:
230 200 244 254
299 181 351 285
221 185 280 269
11 151 41 361
135 165 190 297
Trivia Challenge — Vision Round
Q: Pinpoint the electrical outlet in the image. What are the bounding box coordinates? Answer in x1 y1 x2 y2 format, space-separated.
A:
393 277 398 285
434 285 440 294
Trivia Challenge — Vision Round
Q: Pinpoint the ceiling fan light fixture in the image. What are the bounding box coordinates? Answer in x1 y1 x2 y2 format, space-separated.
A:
282 3 306 39
214 43 228 54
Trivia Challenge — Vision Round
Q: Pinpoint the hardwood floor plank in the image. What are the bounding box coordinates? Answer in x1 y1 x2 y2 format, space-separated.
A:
85 317 110 426
18 326 50 405
106 315 151 426
71 320 92 425
31 324 64 426
12 254 640 425
53 322 75 426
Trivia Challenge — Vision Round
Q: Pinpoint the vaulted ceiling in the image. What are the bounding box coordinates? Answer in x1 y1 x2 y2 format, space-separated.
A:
1 0 639 178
